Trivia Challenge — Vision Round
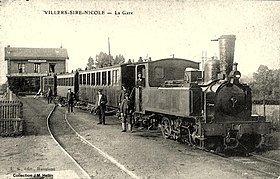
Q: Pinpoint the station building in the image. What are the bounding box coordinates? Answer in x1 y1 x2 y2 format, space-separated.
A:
5 46 68 94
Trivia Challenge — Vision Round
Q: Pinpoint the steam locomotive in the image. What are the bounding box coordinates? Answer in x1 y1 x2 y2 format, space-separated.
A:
42 35 271 152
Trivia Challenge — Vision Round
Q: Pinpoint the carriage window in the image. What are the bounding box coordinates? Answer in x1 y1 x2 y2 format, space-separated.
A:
108 71 111 85
87 73 90 85
102 71 107 85
91 73 95 86
112 70 119 86
82 74 86 85
79 74 82 85
155 66 164 79
70 77 74 86
97 72 101 85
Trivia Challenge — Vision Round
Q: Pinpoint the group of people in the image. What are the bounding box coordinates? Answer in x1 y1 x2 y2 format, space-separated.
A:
94 85 133 133
62 72 145 132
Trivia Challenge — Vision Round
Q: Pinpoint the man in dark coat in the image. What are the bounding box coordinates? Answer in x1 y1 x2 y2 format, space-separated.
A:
120 93 133 132
47 87 53 104
67 88 74 113
96 89 107 125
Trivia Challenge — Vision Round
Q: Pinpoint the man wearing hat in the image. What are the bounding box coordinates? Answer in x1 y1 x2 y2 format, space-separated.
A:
120 92 133 132
67 88 74 113
96 89 107 125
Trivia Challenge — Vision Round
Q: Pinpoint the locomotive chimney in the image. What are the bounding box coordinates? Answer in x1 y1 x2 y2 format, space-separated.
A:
212 35 236 79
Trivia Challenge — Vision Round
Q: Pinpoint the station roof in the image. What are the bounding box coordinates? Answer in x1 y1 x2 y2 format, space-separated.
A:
4 47 69 60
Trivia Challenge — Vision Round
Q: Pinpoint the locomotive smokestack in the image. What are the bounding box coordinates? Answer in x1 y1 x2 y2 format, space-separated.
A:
212 35 236 79
219 35 236 78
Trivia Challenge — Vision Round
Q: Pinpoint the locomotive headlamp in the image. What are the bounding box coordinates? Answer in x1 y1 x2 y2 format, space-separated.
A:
233 71 241 79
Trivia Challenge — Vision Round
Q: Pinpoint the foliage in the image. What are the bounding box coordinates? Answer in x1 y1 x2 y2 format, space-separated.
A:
95 52 125 68
86 56 95 70
249 65 280 100
113 54 125 65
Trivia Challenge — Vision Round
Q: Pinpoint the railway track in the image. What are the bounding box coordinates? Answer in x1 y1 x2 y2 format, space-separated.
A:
225 153 280 178
47 106 140 179
46 105 91 179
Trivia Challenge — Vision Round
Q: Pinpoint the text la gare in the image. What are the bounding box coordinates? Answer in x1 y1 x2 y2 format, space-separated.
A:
115 11 133 15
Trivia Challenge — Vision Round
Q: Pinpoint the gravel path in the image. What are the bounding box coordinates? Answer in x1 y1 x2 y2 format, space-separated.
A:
0 97 86 179
64 107 279 179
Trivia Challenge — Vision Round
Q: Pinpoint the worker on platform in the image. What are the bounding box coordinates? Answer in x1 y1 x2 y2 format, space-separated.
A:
96 89 107 125
120 92 133 132
67 88 74 113
47 87 53 104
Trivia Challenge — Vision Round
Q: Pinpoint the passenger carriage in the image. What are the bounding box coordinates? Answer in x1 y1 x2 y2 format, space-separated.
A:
42 75 57 97
78 64 135 108
56 72 79 100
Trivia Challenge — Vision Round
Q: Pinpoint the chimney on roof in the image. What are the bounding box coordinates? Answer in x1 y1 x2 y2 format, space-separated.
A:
7 45 10 47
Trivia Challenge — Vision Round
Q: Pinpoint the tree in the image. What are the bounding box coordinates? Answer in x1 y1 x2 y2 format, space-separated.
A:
95 52 125 68
95 52 113 68
112 54 125 65
86 56 95 70
250 65 279 100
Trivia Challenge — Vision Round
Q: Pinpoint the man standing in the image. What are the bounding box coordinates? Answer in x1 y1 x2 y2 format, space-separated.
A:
67 88 74 113
119 84 130 106
96 89 107 125
47 87 53 104
120 93 133 132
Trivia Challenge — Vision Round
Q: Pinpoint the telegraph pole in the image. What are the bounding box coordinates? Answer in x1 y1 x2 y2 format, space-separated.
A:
108 37 111 66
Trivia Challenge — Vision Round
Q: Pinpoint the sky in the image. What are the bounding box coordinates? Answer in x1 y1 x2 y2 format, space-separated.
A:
0 0 280 84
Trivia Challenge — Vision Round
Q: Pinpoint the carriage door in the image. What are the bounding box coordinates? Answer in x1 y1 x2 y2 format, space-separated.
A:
135 65 146 112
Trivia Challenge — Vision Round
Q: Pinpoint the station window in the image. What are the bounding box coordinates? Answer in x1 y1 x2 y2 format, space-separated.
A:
102 71 107 85
18 63 25 73
91 73 95 86
82 74 86 85
49 64 55 73
87 73 90 85
96 72 101 85
34 63 41 73
108 71 111 85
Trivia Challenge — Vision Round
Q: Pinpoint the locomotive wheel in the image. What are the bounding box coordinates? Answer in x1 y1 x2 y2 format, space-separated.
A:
161 117 171 139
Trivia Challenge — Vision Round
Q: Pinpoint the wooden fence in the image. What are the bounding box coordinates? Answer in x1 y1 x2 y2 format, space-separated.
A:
0 100 24 136
252 104 280 130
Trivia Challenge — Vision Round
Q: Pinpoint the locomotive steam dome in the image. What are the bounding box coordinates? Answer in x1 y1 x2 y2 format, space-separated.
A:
204 58 220 83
